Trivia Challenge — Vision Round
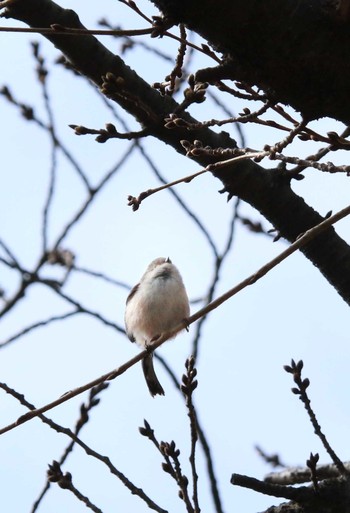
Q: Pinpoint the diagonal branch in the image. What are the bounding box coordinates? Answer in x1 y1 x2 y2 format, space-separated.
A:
0 203 348 436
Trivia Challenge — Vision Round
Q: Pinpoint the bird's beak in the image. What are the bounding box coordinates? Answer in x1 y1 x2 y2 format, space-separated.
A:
165 257 171 263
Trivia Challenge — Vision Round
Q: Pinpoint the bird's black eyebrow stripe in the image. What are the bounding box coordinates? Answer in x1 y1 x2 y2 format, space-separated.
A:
155 268 171 279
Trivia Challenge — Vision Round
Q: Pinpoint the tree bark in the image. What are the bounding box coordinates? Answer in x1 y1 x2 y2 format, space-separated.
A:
3 0 350 305
151 0 350 123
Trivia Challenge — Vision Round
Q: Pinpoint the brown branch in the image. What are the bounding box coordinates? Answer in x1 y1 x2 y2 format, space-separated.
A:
0 24 153 36
231 473 312 502
0 203 348 436
265 462 350 485
139 420 194 512
47 461 103 513
181 357 200 512
284 360 348 476
155 354 224 513
127 151 266 211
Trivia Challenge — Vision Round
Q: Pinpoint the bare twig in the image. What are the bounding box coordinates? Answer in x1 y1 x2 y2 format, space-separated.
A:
136 144 220 259
154 354 225 513
306 452 320 493
32 383 108 512
118 0 221 62
0 85 91 189
0 25 153 37
192 197 239 360
53 141 136 249
30 42 59 254
0 310 79 349
70 123 150 142
289 126 350 176
72 265 130 289
0 383 167 513
181 357 200 512
0 203 348 435
48 460 103 512
127 168 208 211
284 359 348 476
44 285 125 333
206 90 246 147
255 445 286 469
139 420 194 512
272 152 350 175
127 151 267 211
0 237 23 270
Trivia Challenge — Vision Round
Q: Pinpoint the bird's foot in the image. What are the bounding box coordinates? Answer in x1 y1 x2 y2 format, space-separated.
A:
145 334 161 352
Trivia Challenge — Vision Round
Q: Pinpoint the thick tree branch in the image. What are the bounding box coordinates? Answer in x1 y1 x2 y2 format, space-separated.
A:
232 472 350 513
151 0 350 123
2 0 350 304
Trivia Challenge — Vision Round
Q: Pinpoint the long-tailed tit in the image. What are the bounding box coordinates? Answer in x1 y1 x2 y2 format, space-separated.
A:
125 257 190 397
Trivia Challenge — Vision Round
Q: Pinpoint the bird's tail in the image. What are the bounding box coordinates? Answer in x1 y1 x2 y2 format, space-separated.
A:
142 354 165 397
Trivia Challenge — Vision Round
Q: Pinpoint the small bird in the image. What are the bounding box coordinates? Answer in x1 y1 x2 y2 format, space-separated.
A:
125 257 190 396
